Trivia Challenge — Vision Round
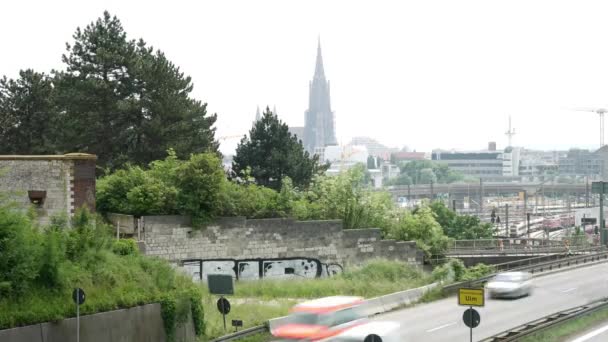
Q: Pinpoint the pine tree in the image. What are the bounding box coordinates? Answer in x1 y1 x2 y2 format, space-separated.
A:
54 11 217 170
232 108 326 190
0 70 57 154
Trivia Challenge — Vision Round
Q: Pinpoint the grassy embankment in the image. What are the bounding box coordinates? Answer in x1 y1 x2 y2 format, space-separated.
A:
0 208 204 342
201 259 435 340
201 258 495 340
520 305 608 342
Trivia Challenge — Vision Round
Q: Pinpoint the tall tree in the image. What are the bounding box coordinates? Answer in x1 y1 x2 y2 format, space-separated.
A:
0 70 57 154
54 11 217 170
232 108 325 190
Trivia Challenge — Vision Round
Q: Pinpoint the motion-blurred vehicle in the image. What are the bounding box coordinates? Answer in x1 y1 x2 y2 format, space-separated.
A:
486 271 533 298
321 321 401 342
271 296 368 341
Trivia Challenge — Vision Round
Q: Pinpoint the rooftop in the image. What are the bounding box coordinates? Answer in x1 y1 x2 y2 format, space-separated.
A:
0 153 97 161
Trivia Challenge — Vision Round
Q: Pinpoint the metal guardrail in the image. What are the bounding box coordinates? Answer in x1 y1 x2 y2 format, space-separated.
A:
480 297 608 341
210 324 268 342
443 250 608 293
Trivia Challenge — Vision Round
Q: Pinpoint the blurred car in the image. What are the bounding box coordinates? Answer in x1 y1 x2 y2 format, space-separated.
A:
270 296 367 341
486 271 533 298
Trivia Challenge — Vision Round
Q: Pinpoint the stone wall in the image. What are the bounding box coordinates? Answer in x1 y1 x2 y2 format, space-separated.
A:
139 216 424 280
0 303 195 342
0 154 96 225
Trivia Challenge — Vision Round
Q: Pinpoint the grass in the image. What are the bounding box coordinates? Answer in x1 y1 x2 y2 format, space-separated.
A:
520 305 608 342
232 259 434 299
200 259 435 340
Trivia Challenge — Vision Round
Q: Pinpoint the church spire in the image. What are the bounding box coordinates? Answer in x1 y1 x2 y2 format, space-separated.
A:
314 36 325 79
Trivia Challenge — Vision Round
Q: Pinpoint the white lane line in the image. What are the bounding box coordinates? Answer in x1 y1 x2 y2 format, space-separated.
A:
570 323 608 342
561 287 577 293
426 322 456 332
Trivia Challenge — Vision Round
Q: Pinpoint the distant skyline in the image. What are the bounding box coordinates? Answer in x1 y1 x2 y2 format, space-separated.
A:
2 0 608 155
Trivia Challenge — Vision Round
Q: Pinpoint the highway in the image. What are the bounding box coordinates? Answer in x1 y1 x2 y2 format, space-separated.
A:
374 262 608 342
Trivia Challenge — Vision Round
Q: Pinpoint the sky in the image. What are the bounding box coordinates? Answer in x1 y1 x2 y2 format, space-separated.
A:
2 0 608 155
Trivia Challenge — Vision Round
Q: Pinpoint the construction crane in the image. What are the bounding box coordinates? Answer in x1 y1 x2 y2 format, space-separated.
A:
505 116 516 147
572 107 607 148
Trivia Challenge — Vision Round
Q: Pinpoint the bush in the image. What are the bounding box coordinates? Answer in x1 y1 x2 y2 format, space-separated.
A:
112 239 140 256
432 259 493 283
0 205 41 297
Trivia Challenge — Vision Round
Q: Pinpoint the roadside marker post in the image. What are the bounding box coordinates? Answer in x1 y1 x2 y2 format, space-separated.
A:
459 288 484 342
208 274 234 331
72 288 85 342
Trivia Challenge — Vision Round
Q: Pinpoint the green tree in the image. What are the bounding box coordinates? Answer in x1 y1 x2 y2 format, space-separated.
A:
0 70 58 154
429 201 494 239
386 206 449 257
232 108 325 190
54 11 218 170
367 155 377 169
174 153 225 225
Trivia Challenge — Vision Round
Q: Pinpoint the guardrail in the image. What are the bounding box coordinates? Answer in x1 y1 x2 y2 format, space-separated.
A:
480 297 608 341
443 250 608 293
210 324 268 342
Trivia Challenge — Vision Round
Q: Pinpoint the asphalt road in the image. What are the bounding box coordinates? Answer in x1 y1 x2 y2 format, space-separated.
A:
374 263 608 342
569 322 608 342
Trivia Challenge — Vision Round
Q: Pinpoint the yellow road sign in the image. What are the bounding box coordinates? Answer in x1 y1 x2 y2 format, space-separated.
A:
458 288 485 307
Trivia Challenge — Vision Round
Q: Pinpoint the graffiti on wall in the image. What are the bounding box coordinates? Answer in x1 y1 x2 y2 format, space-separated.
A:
181 257 343 282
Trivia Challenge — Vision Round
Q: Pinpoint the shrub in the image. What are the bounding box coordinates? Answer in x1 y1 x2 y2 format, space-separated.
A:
0 205 41 297
112 239 140 256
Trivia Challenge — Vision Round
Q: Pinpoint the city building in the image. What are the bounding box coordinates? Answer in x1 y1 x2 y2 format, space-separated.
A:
348 136 398 160
303 40 337 154
432 143 522 181
391 151 429 163
558 149 603 179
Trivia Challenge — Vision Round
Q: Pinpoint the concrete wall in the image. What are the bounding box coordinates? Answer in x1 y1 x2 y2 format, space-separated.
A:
0 154 96 225
141 216 424 276
0 303 195 342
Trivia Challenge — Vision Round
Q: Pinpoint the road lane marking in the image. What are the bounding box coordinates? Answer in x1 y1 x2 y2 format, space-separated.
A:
570 323 608 342
426 322 456 332
561 287 577 293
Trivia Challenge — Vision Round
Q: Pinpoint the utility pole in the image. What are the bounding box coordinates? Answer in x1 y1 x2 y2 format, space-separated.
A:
505 204 509 237
527 213 531 238
479 178 484 216
586 176 590 208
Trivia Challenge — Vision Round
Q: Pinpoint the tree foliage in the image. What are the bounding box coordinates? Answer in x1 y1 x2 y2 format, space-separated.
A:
97 150 223 225
0 11 218 170
387 160 464 185
0 70 58 154
232 108 325 190
429 201 494 239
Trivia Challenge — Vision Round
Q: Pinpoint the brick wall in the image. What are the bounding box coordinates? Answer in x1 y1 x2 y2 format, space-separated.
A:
0 154 96 225
140 216 423 269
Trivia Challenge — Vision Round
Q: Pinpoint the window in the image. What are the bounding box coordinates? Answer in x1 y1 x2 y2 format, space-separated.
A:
28 190 46 207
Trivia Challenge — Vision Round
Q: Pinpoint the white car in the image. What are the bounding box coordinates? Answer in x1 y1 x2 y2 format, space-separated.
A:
486 271 533 299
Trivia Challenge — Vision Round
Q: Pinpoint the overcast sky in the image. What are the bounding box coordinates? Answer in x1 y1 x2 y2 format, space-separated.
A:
2 0 608 155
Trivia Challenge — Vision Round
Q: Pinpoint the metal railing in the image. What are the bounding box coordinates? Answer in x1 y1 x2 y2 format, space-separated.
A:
442 249 608 293
210 324 268 342
447 238 594 256
480 297 608 341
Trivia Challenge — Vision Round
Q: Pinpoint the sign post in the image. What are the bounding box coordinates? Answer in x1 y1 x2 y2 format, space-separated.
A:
72 288 85 342
458 288 484 342
208 274 234 332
